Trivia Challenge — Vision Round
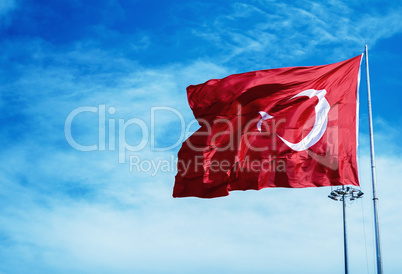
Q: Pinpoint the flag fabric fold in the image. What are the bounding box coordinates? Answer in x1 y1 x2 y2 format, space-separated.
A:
174 55 362 198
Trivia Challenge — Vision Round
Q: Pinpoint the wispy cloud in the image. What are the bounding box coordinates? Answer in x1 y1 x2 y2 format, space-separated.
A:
1 0 401 272
191 0 402 70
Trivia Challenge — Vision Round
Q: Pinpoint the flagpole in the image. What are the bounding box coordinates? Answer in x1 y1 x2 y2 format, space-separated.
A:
364 44 383 274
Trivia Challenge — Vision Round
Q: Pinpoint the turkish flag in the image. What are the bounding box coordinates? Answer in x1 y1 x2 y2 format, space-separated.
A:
174 55 362 198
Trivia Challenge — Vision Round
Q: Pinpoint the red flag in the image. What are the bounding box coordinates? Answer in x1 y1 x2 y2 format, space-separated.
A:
174 55 362 198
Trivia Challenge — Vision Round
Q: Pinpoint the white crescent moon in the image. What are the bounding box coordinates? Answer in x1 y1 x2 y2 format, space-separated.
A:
257 89 330 151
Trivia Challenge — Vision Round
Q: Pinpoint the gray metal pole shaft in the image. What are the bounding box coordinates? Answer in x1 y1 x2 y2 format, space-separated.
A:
365 44 383 274
343 194 349 274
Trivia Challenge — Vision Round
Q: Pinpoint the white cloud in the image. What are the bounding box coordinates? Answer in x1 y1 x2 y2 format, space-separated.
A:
1 1 401 272
1 149 401 273
191 1 402 68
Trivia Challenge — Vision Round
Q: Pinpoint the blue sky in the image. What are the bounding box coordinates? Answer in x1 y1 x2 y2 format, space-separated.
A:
1 0 402 273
